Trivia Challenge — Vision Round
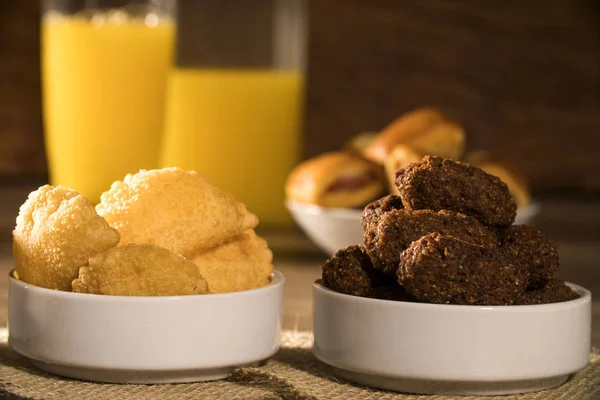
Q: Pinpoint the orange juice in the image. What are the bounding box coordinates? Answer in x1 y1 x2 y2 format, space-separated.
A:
42 13 175 203
160 69 304 227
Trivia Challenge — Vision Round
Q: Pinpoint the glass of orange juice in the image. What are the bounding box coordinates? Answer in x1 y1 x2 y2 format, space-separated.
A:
41 0 176 203
160 0 306 227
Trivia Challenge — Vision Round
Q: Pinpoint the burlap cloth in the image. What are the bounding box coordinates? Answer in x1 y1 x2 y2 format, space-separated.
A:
1 328 599 400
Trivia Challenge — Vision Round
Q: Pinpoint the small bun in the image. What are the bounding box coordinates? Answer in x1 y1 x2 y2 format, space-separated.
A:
363 107 444 165
344 131 378 157
402 120 465 161
285 151 385 208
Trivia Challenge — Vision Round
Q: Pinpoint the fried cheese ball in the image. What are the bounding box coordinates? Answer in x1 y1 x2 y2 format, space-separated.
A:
500 225 559 290
364 209 498 275
96 168 258 257
72 244 208 296
189 230 273 293
360 194 404 232
518 279 579 305
13 185 120 291
399 233 527 305
396 156 517 227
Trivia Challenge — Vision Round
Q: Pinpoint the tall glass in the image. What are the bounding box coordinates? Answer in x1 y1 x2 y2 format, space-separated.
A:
41 0 176 203
160 0 306 227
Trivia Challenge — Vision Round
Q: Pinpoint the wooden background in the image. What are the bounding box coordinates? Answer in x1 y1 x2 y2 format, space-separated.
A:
1 0 599 192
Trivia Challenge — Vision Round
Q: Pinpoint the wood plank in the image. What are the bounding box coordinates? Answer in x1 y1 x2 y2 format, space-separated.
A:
1 0 599 191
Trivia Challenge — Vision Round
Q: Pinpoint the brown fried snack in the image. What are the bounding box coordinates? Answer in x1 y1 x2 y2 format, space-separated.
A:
398 233 527 305
361 194 404 232
500 225 559 290
396 156 517 227
465 151 531 209
364 209 499 275
519 279 579 305
321 245 388 297
369 282 416 302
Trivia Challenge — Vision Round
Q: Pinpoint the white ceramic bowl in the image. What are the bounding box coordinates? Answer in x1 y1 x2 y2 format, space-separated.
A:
286 201 364 255
313 282 591 396
288 201 541 256
514 202 541 225
8 270 285 384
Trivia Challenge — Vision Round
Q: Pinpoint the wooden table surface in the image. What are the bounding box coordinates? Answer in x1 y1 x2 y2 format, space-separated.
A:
0 184 599 348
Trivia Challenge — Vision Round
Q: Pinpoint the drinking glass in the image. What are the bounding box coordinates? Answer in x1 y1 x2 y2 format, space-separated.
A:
160 0 307 227
42 0 176 203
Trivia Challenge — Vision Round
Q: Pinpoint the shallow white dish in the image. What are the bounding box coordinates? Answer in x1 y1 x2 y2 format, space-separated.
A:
286 201 364 255
313 281 591 396
288 201 541 256
8 270 285 384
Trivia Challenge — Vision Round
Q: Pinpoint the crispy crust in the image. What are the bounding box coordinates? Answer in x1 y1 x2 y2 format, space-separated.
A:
518 279 579 305
500 225 559 289
321 245 388 297
188 230 273 294
396 156 517 227
465 151 531 209
96 168 258 257
398 233 528 305
361 194 405 232
285 151 385 208
13 185 120 291
364 209 499 275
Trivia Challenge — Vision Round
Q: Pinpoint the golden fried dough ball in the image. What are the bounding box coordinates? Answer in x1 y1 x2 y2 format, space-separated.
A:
96 168 258 257
189 230 273 293
13 185 120 291
72 244 209 296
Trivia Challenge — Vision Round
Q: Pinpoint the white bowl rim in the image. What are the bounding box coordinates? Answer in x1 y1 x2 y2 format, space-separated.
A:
286 200 362 218
8 269 285 302
314 280 591 311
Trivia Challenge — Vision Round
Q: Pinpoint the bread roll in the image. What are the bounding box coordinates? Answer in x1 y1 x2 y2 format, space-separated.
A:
403 120 465 161
363 107 444 164
344 131 378 157
285 151 385 208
